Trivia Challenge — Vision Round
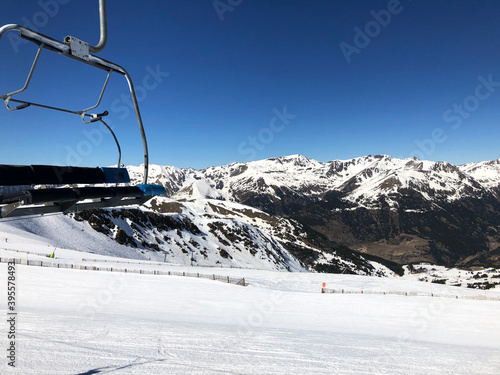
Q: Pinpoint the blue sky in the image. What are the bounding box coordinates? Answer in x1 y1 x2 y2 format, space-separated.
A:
1 0 500 169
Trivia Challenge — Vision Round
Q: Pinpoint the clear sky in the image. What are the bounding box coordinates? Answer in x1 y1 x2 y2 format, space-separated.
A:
1 0 500 169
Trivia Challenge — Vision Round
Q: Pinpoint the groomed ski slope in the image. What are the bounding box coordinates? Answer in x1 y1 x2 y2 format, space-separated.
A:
1 247 499 374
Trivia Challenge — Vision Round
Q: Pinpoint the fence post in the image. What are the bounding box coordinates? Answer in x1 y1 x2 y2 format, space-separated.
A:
227 276 230 283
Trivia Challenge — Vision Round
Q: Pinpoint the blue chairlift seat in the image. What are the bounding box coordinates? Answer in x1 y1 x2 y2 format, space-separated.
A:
0 165 166 218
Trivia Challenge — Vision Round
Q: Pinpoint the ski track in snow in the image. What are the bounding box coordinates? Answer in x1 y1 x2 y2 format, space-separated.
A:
0 258 499 374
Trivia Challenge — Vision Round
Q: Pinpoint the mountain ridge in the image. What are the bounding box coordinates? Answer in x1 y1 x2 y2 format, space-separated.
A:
127 154 500 268
128 154 500 206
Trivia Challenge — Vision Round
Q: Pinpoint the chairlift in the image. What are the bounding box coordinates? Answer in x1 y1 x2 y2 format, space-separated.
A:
0 0 166 219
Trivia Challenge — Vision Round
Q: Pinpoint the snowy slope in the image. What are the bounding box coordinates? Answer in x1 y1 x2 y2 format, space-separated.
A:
0 189 393 276
169 198 397 276
0 254 499 374
0 193 398 276
0 206 304 272
460 159 500 189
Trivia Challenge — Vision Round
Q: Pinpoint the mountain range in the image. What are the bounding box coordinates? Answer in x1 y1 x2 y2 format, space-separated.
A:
124 154 500 269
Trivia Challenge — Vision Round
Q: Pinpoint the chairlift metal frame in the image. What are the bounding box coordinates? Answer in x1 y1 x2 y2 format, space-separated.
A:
0 0 166 218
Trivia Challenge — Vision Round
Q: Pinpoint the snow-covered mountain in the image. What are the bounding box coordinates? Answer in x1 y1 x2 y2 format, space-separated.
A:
84 196 398 275
127 154 500 268
460 158 500 190
129 154 499 209
0 196 397 276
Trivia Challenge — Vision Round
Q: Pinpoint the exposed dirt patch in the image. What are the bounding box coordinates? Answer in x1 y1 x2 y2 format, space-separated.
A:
354 234 434 264
149 198 183 214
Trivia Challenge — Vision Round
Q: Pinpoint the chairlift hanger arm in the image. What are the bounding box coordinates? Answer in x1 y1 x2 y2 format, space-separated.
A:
89 0 108 54
1 0 108 55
